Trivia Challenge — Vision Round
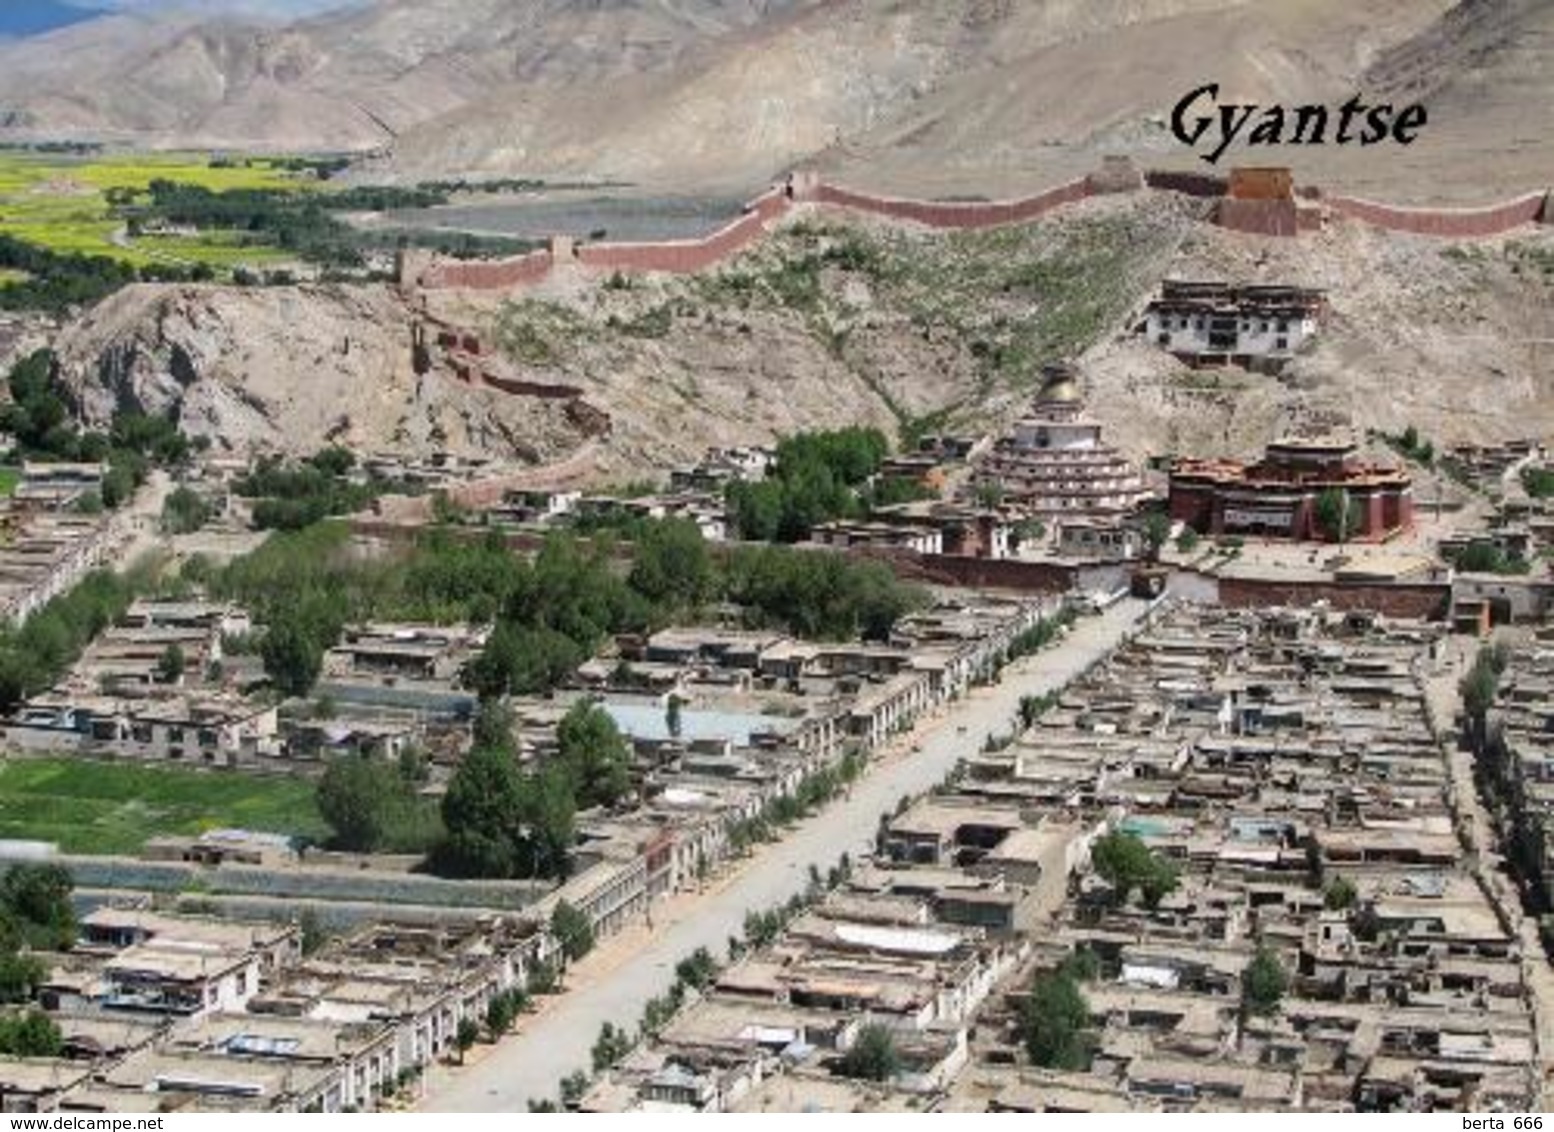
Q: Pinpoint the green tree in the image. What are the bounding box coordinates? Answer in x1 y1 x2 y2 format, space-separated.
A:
455 1017 480 1063
471 699 517 754
260 614 324 697
674 946 717 992
0 1011 62 1057
1022 969 1091 1069
1141 511 1171 560
517 766 576 880
100 462 135 510
1090 831 1178 908
316 755 393 852
1242 944 1287 1017
628 518 711 609
157 643 185 684
1175 528 1200 554
160 485 213 534
466 624 583 699
665 694 683 739
437 746 524 879
1460 644 1509 739
1323 875 1358 912
299 908 329 956
526 958 560 996
551 900 595 965
560 1070 590 1107
837 1023 901 1081
1314 487 1356 544
486 990 518 1037
590 1021 633 1072
0 952 46 1004
0 864 76 950
557 702 632 810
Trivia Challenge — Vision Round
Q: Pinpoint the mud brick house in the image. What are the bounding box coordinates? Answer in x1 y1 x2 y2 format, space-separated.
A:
1169 436 1414 541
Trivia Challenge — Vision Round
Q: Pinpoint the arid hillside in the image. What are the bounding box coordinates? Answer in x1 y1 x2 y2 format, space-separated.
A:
0 0 1548 201
45 194 1554 482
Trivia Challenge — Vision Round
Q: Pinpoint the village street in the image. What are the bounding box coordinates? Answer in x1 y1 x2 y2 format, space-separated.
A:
421 597 1152 1111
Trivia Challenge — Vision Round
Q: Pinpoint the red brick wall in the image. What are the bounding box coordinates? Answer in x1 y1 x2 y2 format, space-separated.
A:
409 176 1551 295
846 546 1077 593
1143 170 1228 198
417 250 553 289
1325 192 1548 238
1216 198 1300 236
575 210 770 274
1227 168 1294 200
1216 576 1448 618
811 179 1091 229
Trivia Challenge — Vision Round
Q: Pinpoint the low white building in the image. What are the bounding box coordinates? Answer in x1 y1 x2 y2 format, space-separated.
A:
1142 281 1326 370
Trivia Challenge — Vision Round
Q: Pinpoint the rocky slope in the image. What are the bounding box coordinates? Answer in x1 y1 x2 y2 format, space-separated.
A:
44 197 1554 482
48 284 595 462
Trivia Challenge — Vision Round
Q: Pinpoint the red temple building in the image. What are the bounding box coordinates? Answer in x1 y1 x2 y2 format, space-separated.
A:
1169 436 1414 542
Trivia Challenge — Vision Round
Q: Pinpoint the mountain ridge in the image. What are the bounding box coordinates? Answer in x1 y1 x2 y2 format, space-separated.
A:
0 0 1547 200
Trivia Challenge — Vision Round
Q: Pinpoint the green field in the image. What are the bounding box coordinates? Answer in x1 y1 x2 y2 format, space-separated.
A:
0 757 327 855
0 152 306 270
0 467 20 497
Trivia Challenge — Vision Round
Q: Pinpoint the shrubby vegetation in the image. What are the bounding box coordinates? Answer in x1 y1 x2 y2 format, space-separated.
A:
233 447 389 531
0 235 140 313
725 427 889 542
316 751 441 854
1089 830 1179 908
425 701 629 881
1442 541 1532 576
1382 424 1437 467
0 350 193 507
1022 963 1093 1070
0 864 76 1031
1522 466 1554 499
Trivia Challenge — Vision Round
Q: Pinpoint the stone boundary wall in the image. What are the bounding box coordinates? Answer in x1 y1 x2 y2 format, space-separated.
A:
1324 191 1549 238
807 177 1091 230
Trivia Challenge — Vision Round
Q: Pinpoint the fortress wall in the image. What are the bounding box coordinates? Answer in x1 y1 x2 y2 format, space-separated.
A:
1143 170 1229 197
478 374 586 399
1215 198 1301 237
1325 191 1549 237
811 178 1091 229
418 249 554 289
407 173 1548 293
574 208 772 274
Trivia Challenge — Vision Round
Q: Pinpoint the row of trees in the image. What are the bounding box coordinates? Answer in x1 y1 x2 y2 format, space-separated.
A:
211 510 925 703
233 448 389 532
130 180 533 273
0 568 140 713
